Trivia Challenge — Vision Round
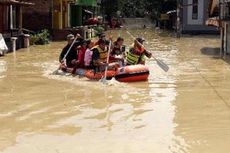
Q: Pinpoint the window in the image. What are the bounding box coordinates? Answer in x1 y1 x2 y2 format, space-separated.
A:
192 0 198 20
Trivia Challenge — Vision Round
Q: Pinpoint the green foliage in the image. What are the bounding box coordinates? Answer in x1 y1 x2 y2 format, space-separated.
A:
103 0 177 20
30 29 50 45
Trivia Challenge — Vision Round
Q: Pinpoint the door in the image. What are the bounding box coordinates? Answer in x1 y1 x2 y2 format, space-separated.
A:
70 5 82 27
187 0 204 25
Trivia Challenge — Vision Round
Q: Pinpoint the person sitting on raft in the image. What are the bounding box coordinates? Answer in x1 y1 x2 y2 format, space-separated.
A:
76 40 87 68
84 39 94 69
110 37 125 65
94 32 106 46
126 37 152 65
92 39 118 72
59 34 83 68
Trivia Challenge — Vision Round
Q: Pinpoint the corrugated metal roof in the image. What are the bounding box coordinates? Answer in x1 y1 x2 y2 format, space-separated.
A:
0 0 34 5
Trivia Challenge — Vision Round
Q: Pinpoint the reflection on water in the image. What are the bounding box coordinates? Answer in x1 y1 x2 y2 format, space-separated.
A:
0 29 229 153
0 60 6 79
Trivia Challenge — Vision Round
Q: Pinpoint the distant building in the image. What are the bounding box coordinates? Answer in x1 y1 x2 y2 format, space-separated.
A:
219 0 230 55
22 0 100 31
22 0 100 40
52 0 100 29
180 0 218 34
22 0 52 31
0 0 34 50
0 0 34 37
206 0 230 57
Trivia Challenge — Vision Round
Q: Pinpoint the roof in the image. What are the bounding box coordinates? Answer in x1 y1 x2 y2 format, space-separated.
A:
0 0 34 6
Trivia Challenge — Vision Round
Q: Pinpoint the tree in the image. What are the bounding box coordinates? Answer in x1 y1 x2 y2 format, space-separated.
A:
102 0 177 20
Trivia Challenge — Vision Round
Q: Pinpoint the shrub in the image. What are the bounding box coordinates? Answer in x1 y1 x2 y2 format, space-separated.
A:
30 29 50 45
93 26 105 36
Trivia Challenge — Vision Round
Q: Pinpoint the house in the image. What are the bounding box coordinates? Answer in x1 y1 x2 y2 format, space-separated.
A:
206 0 230 57
179 0 218 34
22 0 52 31
20 0 100 40
0 0 34 50
52 0 100 40
210 0 230 56
52 0 100 29
219 0 230 56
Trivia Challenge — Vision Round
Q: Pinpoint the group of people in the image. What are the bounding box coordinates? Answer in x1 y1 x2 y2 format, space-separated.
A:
59 32 152 74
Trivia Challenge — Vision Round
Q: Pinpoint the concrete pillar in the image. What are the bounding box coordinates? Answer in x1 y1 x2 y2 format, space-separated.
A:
87 27 91 39
92 28 95 37
11 37 17 52
83 26 88 39
220 27 223 58
19 6 23 31
24 34 30 48
224 22 227 58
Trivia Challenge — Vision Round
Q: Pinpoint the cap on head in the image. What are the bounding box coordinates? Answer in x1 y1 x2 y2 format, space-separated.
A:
67 34 74 40
136 37 145 43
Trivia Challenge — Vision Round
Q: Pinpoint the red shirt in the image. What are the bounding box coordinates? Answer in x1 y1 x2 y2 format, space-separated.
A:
78 47 87 68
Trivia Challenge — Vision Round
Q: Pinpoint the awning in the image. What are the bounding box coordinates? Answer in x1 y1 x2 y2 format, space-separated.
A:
206 0 219 27
0 0 34 6
84 9 93 14
166 10 176 15
75 0 97 7
206 17 220 27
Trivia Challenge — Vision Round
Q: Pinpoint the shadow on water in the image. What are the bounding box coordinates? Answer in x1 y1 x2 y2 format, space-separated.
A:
200 47 230 65
200 47 220 56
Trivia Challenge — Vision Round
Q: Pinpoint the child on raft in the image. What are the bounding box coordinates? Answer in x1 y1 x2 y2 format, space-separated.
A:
110 37 125 66
84 39 94 69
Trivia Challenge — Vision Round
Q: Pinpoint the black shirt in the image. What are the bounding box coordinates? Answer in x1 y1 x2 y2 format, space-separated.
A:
59 40 82 68
92 48 100 66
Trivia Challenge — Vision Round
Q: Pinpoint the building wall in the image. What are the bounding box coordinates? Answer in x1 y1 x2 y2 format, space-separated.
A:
182 0 218 33
187 0 204 25
22 0 52 31
52 0 70 30
222 22 230 54
0 5 4 33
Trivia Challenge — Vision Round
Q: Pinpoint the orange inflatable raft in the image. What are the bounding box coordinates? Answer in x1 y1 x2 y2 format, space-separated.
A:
60 64 150 82
84 65 149 82
84 70 116 80
115 65 149 82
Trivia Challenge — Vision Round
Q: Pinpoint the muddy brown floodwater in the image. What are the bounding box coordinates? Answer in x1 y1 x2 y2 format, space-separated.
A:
0 29 230 153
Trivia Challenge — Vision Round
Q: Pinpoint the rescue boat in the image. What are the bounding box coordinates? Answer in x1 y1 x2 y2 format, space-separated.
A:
115 65 149 82
59 64 150 82
84 69 116 80
84 64 149 82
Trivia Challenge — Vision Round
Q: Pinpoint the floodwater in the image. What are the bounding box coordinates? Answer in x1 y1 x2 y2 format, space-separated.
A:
0 29 230 153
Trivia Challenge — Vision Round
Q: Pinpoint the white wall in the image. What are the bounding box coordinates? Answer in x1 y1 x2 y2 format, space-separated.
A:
187 0 204 25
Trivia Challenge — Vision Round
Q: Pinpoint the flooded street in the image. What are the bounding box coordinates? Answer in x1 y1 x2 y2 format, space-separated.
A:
0 29 230 153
